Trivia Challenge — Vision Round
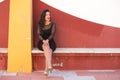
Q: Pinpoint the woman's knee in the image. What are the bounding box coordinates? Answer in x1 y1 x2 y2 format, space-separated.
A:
42 44 47 51
48 48 52 52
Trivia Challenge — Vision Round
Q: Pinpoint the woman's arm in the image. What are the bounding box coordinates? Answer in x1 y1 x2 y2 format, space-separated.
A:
37 25 44 41
48 23 56 40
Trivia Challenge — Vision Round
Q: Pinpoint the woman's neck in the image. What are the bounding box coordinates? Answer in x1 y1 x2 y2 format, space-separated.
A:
45 21 51 25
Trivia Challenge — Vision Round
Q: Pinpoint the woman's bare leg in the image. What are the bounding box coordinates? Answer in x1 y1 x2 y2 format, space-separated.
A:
45 44 53 69
48 49 52 68
42 44 49 72
42 44 53 72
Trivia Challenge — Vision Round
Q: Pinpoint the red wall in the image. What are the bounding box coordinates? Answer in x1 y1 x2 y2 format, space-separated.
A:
1 53 120 70
33 0 120 48
0 0 9 48
0 0 120 48
0 0 120 71
32 53 120 70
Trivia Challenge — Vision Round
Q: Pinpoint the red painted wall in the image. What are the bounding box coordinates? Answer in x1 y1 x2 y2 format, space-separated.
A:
0 0 120 71
1 53 120 70
33 0 120 48
0 0 120 48
0 0 9 48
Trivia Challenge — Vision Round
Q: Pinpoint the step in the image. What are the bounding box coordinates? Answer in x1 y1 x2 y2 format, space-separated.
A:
0 48 120 53
0 48 120 70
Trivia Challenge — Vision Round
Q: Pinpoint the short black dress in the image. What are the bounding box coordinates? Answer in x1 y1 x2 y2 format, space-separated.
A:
37 23 56 52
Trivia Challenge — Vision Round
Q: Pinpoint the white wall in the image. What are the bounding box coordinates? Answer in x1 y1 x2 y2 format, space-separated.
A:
41 0 120 28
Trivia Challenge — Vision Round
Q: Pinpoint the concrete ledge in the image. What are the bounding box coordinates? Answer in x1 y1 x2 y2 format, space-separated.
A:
0 48 8 53
0 48 120 53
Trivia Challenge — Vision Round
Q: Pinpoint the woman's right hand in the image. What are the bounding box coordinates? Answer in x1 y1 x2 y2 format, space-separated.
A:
43 40 49 46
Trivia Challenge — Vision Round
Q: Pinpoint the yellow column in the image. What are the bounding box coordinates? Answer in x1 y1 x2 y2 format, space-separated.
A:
8 0 32 73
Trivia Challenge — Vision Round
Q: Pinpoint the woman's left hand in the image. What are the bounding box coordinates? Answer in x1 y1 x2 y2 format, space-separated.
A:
45 39 49 43
43 39 49 46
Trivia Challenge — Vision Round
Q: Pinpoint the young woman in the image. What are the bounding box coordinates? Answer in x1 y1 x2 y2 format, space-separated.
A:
37 9 56 76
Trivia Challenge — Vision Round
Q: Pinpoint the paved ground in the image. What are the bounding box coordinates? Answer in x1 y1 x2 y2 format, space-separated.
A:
0 70 120 80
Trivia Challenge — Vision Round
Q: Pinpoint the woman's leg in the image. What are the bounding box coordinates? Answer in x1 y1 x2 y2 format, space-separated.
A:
48 49 53 73
44 44 53 68
42 44 53 73
48 49 52 68
42 44 48 72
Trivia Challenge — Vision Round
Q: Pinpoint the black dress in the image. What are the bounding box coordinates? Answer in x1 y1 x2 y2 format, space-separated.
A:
37 23 56 52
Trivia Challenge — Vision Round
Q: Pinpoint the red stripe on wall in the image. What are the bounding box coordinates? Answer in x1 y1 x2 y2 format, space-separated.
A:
0 0 120 48
0 0 9 48
33 0 120 48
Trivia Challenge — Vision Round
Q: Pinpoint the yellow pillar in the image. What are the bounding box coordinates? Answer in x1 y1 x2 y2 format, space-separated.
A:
8 0 32 73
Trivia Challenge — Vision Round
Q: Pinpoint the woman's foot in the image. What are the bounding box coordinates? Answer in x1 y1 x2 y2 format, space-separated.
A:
44 70 48 76
44 69 49 77
43 67 52 77
48 67 53 73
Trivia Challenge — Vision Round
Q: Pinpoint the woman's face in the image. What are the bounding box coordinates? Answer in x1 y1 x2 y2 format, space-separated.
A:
45 11 51 22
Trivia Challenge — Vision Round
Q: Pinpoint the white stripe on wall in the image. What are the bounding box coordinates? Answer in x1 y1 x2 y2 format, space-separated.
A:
41 0 120 28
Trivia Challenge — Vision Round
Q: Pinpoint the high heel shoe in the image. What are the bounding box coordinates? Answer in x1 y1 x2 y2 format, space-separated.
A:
48 67 53 73
44 71 48 76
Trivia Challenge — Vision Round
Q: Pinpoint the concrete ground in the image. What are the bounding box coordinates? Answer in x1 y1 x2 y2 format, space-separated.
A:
0 69 120 80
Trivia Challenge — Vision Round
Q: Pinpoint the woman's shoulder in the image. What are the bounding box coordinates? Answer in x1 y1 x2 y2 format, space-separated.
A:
51 22 56 27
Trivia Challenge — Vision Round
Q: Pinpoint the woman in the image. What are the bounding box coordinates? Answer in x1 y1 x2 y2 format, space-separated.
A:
37 9 56 76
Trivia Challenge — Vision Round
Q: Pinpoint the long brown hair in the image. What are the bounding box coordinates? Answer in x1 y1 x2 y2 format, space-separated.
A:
39 9 51 29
